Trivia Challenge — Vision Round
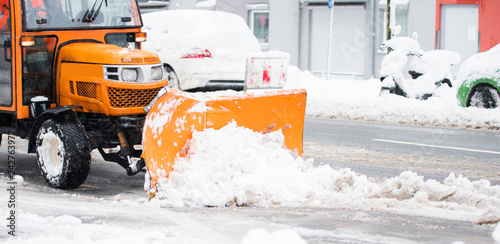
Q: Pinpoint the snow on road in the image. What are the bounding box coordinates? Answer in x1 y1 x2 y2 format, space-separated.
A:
149 123 500 224
3 117 500 243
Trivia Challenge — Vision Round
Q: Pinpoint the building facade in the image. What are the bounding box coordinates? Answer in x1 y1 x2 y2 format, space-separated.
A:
138 0 499 78
252 0 436 78
435 0 500 74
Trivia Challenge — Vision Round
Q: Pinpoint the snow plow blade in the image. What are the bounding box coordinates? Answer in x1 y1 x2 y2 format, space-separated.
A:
143 88 307 188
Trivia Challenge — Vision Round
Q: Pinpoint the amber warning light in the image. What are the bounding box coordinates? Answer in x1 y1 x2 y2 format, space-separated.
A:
20 36 35 47
135 33 147 42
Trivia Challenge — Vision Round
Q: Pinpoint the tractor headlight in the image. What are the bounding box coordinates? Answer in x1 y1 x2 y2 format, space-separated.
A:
151 66 163 80
122 68 138 82
104 65 164 83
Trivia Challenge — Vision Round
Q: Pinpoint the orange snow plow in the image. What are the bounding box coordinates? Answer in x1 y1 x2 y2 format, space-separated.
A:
142 88 307 189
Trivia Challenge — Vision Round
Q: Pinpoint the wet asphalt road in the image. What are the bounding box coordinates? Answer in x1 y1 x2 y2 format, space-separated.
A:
304 118 500 185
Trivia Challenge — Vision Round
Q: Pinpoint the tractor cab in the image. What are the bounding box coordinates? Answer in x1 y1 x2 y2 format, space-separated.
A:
0 0 154 115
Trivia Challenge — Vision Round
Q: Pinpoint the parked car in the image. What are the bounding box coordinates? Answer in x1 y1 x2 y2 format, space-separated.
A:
457 44 500 109
142 10 280 92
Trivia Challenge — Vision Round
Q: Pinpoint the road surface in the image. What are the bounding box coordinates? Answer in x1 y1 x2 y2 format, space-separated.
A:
0 119 498 243
304 118 500 185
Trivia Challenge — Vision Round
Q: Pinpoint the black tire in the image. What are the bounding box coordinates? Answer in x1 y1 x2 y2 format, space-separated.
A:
379 82 407 98
36 119 91 189
164 64 180 89
469 86 500 109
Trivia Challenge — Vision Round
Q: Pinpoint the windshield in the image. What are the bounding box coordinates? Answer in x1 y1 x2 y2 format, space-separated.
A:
23 0 142 30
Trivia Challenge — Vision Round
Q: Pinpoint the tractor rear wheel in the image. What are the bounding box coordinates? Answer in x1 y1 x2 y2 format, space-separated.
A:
36 119 91 189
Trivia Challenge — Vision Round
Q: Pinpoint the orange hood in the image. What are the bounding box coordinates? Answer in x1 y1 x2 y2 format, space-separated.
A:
58 43 161 65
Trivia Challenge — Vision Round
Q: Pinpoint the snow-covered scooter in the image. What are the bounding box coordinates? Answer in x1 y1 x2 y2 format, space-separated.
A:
379 37 461 100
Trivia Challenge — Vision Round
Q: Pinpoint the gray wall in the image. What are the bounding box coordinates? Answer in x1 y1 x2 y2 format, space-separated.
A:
296 1 376 78
269 0 300 66
408 0 436 51
168 0 198 9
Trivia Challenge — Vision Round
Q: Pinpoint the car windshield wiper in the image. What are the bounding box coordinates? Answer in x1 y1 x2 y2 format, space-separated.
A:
82 0 107 23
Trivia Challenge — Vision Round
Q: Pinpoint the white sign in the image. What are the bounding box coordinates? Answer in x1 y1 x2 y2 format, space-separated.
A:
245 55 289 91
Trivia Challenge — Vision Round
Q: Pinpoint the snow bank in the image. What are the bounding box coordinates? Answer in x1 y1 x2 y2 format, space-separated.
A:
285 66 500 130
149 123 500 223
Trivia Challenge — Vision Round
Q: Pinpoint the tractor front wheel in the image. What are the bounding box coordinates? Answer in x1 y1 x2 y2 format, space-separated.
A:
36 119 91 189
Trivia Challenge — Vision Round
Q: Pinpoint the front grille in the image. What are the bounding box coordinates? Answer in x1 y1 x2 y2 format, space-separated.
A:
108 87 161 108
77 81 102 101
69 80 75 94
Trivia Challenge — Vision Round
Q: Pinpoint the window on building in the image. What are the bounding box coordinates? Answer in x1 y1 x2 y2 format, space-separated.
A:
380 0 409 41
250 10 269 49
383 10 409 40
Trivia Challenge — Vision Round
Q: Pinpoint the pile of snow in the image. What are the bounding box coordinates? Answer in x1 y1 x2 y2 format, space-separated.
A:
149 123 500 224
285 66 500 130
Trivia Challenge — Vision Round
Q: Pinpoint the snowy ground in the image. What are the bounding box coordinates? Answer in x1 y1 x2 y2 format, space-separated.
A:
1 68 500 243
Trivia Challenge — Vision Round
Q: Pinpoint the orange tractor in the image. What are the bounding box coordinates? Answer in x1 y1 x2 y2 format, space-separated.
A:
0 0 306 190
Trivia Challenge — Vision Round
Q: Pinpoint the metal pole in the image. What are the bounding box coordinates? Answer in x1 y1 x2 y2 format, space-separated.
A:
326 0 334 80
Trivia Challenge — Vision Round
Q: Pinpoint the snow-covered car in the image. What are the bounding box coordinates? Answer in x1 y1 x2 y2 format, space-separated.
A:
142 10 275 92
457 44 500 109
